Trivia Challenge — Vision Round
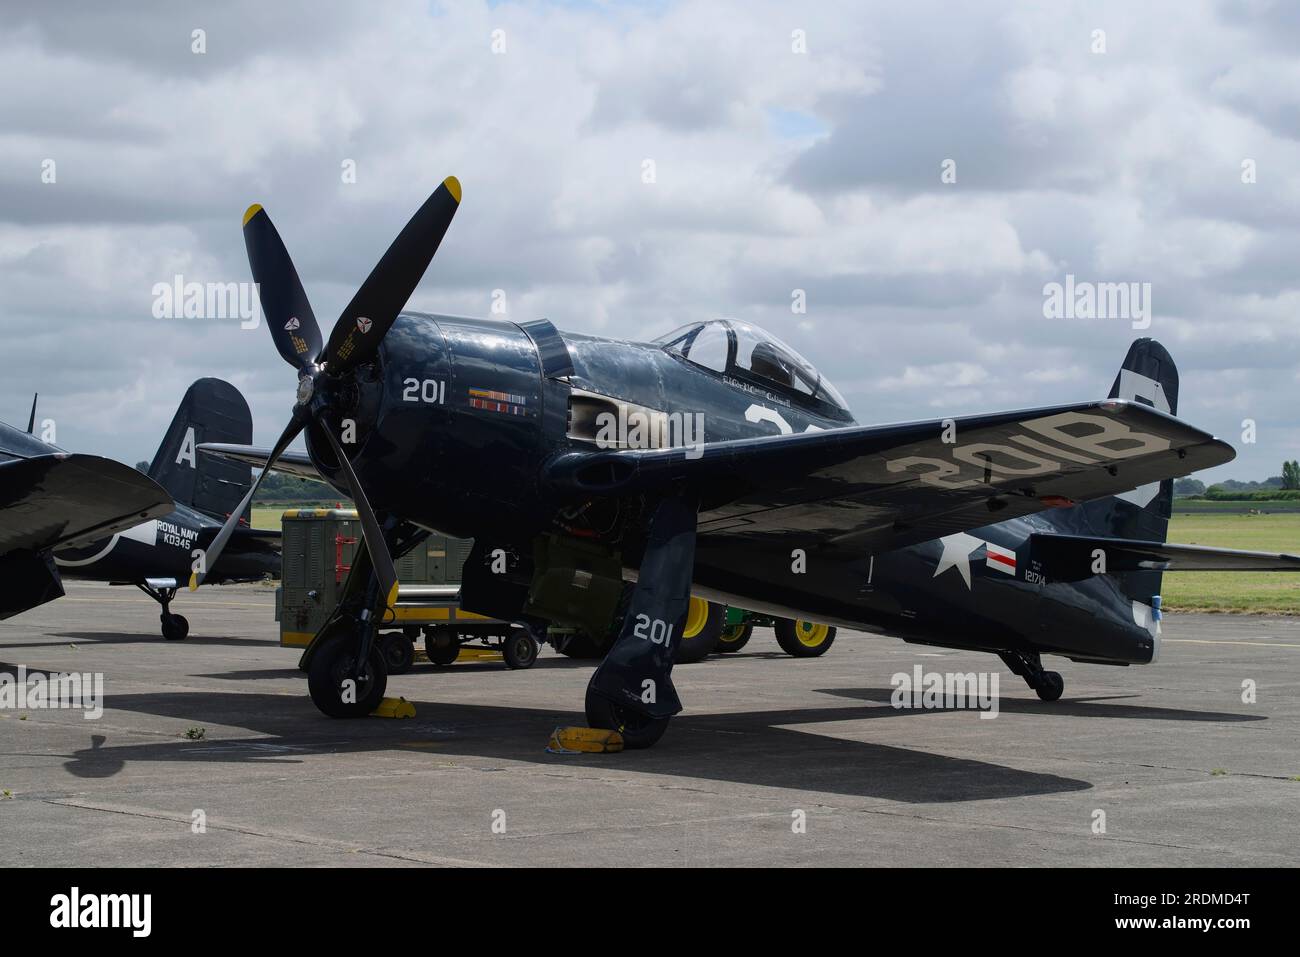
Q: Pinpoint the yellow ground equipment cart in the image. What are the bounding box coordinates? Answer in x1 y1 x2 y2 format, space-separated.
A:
275 508 539 673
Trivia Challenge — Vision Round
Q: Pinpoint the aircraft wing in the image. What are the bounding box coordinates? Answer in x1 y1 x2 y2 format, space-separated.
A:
1029 534 1300 578
0 453 174 555
545 399 1235 556
199 443 322 481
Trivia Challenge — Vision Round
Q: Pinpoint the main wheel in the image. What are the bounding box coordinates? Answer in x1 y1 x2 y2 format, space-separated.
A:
380 632 415 675
161 613 189 641
1035 670 1065 702
774 618 837 658
423 625 460 666
502 627 539 669
307 632 388 718
674 597 723 664
715 622 753 654
585 688 670 749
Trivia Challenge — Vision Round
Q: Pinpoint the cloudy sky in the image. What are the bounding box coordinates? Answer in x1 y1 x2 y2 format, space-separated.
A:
2 0 1297 482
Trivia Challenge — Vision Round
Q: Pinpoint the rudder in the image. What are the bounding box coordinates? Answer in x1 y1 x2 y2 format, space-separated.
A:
148 378 253 522
1059 339 1180 608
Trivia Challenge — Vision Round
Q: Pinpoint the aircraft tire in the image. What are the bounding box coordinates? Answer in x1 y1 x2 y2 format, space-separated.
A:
380 632 415 675
774 619 836 658
308 632 388 718
502 626 539 669
162 613 189 641
1035 671 1065 702
585 690 670 749
424 625 460 666
674 598 723 664
715 622 753 653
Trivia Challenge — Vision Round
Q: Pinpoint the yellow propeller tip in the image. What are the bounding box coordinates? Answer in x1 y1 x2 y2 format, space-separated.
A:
386 581 400 609
443 176 461 204
188 572 200 591
242 203 263 226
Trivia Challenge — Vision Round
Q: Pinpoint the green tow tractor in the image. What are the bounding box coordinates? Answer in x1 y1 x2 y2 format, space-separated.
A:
553 598 836 662
715 607 837 657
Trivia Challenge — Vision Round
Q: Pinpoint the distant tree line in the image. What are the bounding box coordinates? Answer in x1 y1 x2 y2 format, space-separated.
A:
1175 460 1300 500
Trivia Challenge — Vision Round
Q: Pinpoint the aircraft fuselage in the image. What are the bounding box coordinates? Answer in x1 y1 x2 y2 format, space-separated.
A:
55 502 279 586
305 312 1157 667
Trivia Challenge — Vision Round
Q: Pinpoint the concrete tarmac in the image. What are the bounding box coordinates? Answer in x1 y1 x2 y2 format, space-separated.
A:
1 581 1296 867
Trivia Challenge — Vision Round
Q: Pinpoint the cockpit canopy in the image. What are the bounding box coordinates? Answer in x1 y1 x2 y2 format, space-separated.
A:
653 319 852 419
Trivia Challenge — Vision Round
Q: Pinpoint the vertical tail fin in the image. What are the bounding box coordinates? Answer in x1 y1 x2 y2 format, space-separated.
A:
1062 339 1179 608
148 378 253 522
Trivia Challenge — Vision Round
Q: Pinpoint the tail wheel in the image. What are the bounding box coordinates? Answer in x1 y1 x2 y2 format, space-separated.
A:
1036 671 1065 702
715 622 753 654
307 632 388 718
423 625 460 666
774 618 837 658
161 613 189 641
674 597 724 664
502 627 539 670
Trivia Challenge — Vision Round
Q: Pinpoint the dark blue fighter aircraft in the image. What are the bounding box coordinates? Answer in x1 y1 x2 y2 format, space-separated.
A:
53 378 281 639
198 177 1300 747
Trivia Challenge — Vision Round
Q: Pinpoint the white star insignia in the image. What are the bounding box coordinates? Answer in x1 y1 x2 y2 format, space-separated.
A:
933 532 984 590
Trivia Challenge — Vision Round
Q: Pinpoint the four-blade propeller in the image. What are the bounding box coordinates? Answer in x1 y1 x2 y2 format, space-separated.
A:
190 176 463 617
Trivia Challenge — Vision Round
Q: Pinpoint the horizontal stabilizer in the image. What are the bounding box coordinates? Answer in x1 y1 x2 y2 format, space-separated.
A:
199 443 321 482
1030 533 1300 579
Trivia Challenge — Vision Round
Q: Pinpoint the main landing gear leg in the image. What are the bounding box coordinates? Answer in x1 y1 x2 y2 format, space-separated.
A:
305 541 391 718
136 583 188 640
999 650 1064 702
584 495 699 749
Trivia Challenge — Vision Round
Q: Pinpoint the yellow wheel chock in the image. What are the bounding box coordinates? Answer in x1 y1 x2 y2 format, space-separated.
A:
546 726 624 754
370 696 417 718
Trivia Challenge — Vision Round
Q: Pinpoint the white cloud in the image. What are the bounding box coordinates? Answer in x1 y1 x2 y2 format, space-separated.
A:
0 0 1295 484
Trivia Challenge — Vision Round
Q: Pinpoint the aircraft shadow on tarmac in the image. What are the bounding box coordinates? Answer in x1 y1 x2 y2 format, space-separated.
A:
818 688 1266 723
46 679 1260 803
192 657 594 682
0 630 278 650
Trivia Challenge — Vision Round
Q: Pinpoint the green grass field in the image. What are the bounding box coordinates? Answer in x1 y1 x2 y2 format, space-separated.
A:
1162 513 1300 614
1173 499 1300 514
251 508 1299 614
252 505 342 530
